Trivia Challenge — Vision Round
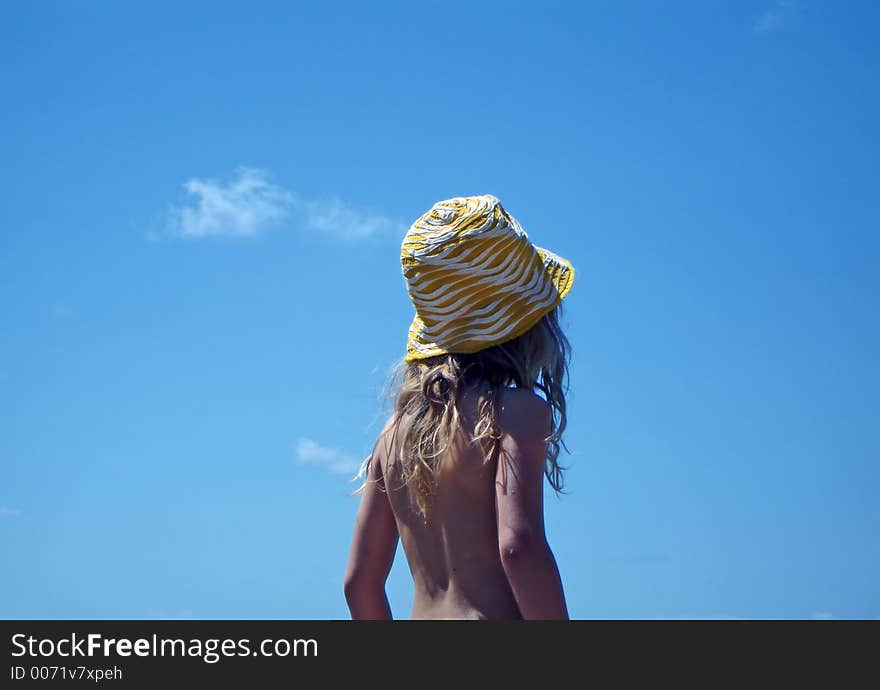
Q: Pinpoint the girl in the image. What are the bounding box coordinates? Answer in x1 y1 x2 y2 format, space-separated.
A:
344 194 575 620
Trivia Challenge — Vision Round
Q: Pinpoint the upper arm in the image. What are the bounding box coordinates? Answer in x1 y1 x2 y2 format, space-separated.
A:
345 437 399 587
494 392 553 554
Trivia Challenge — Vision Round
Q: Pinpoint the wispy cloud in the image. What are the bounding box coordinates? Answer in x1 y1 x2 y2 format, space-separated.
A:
811 611 833 620
0 506 22 518
303 196 405 242
753 1 803 34
167 166 295 239
295 437 363 475
162 166 404 242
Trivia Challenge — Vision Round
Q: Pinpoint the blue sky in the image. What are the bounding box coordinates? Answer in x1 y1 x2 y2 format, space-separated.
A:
1 0 877 619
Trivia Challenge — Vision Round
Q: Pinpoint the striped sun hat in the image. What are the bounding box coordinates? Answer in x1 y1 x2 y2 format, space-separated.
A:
401 194 575 362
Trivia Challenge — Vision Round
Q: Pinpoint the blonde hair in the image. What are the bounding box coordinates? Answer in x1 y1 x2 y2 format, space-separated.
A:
356 303 572 518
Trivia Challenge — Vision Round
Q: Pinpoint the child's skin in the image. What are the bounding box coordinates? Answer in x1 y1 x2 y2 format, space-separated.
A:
344 385 569 620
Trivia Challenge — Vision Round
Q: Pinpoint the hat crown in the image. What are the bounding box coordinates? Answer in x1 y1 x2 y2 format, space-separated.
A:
399 194 574 361
401 194 530 269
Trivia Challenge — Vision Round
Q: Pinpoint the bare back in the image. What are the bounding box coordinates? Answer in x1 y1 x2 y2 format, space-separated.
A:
375 386 543 620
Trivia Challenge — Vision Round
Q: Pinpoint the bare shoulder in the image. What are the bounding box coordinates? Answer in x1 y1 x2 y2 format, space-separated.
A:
496 388 552 441
374 412 406 464
379 412 398 436
495 389 552 487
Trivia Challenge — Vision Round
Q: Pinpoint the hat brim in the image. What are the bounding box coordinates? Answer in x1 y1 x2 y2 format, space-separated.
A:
534 245 576 304
404 245 575 362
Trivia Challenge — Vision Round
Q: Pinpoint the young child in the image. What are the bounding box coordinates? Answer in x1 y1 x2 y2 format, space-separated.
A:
344 194 575 620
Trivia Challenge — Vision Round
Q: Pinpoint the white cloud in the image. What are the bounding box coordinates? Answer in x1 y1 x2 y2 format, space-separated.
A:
303 196 405 242
811 611 833 620
0 506 22 518
168 166 295 238
295 437 363 475
753 1 802 34
164 166 403 242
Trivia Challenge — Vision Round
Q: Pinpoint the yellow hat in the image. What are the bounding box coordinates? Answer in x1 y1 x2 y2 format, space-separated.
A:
401 194 575 362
